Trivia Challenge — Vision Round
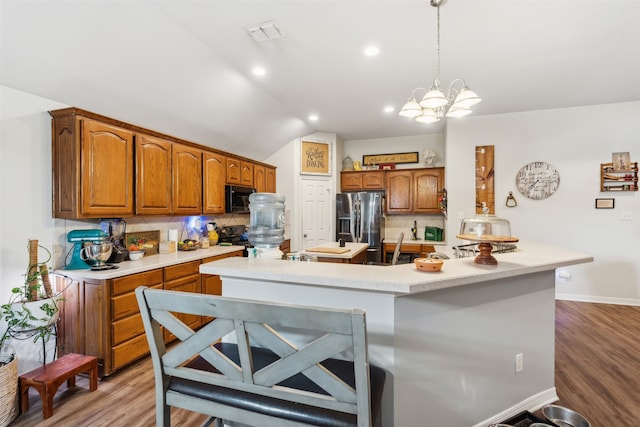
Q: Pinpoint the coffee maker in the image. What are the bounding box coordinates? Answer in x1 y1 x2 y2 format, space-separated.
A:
100 218 128 263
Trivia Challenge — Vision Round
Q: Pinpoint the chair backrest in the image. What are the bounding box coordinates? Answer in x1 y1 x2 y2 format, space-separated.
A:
136 286 378 427
390 232 404 265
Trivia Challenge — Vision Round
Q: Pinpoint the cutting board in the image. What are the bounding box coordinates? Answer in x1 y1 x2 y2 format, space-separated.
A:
305 247 351 254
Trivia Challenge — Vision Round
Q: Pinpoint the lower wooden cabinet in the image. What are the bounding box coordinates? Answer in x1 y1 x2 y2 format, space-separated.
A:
58 250 243 377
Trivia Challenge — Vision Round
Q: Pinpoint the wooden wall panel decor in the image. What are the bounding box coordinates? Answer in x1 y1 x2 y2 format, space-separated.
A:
475 145 495 214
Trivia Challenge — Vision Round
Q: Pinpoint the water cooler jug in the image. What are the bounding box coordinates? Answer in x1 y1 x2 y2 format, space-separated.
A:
248 193 286 259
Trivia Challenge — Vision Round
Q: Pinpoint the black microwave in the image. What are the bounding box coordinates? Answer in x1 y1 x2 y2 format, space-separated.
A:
225 185 255 214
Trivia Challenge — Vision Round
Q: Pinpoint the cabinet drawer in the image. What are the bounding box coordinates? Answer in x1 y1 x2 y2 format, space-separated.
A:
112 313 144 346
112 333 150 371
111 269 162 296
164 260 201 281
112 283 161 321
202 250 243 265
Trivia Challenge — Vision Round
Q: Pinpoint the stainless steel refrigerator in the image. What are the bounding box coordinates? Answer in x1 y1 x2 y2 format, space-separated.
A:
336 191 385 263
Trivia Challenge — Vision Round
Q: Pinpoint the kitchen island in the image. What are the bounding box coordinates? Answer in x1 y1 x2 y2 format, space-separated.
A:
301 241 369 264
200 240 592 427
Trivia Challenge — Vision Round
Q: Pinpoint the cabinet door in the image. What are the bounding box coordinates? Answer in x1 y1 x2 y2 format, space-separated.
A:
362 171 385 189
414 168 443 213
226 157 241 184
241 161 254 187
172 144 202 215
163 274 202 342
253 164 266 192
136 134 172 215
386 171 413 213
203 152 226 214
81 119 134 216
266 167 277 192
341 172 362 191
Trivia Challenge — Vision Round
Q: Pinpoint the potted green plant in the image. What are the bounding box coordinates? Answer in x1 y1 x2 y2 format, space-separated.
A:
0 240 65 426
1 240 63 346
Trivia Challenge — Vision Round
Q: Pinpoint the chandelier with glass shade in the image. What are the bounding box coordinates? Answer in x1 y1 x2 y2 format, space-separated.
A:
399 0 481 123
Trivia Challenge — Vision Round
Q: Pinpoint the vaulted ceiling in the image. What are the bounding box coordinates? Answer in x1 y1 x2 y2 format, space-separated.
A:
2 1 639 160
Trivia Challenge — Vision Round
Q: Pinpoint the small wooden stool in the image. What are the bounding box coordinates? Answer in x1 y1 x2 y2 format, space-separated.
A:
19 353 98 419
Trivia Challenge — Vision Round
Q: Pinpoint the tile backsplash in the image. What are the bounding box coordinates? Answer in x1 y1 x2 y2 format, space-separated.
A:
385 215 445 242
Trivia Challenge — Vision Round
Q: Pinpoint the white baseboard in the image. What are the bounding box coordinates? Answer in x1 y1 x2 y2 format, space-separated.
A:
473 388 558 427
556 293 640 306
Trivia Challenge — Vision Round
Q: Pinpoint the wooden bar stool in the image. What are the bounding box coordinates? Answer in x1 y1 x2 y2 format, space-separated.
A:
19 353 98 419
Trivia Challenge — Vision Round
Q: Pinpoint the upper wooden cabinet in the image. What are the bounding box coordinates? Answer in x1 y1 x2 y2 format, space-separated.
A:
50 107 275 218
265 167 276 193
386 168 444 214
51 109 134 218
340 171 385 192
136 134 172 215
226 157 256 188
172 144 202 215
386 171 414 213
203 152 226 214
253 165 266 192
414 168 444 213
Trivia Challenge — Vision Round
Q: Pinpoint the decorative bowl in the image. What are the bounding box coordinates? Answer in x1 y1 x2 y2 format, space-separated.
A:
542 405 590 427
414 258 443 272
128 250 145 261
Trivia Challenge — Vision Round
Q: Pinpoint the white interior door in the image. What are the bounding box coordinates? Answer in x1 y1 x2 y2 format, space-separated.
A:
300 178 332 249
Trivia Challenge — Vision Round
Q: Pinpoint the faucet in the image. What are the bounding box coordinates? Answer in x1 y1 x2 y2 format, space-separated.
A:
428 252 450 260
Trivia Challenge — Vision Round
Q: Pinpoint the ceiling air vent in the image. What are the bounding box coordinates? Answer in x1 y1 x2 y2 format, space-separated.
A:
247 21 283 42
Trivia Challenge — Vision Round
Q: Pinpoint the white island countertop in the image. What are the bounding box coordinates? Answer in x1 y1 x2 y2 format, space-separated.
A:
300 242 368 259
57 245 245 280
200 240 592 295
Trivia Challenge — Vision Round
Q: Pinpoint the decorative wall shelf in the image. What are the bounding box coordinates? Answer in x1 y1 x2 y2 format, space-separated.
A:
600 162 638 192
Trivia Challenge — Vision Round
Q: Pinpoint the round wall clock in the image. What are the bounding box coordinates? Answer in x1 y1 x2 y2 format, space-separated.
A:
515 161 560 200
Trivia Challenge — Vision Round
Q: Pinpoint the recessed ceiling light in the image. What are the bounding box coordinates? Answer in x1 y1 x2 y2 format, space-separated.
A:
384 106 395 113
364 45 380 57
252 66 266 76
308 114 319 121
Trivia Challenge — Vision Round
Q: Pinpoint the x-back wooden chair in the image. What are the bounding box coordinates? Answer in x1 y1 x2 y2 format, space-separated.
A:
136 286 386 427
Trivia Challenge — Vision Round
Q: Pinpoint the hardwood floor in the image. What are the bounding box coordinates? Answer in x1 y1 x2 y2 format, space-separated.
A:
533 300 640 426
10 300 640 426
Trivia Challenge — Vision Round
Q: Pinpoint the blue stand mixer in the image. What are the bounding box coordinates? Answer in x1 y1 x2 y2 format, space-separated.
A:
65 229 109 270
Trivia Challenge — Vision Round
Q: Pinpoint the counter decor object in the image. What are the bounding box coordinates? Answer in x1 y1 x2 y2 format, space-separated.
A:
128 250 145 261
414 258 443 272
457 207 518 265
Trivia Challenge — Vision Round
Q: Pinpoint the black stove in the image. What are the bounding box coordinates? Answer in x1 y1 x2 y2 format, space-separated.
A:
218 225 252 256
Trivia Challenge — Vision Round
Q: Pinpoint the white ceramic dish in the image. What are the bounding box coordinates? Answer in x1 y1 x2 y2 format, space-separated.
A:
128 250 145 261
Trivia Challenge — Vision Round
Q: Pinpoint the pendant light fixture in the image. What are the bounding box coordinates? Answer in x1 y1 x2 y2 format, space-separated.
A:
399 0 481 123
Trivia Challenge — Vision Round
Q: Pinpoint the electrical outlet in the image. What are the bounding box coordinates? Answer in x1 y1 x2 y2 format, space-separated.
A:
515 353 524 373
622 211 632 221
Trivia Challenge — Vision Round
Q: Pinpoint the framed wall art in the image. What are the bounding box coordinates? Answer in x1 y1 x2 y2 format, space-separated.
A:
595 198 615 209
301 140 331 175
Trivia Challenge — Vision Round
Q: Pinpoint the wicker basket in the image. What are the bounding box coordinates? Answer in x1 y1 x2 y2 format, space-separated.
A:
0 356 18 427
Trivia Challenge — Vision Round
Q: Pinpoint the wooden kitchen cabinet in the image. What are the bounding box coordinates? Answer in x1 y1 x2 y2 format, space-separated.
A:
51 109 134 218
163 260 202 343
226 157 254 187
266 167 277 192
241 161 254 187
201 250 243 323
135 134 172 215
386 171 414 213
58 251 243 377
254 164 266 192
340 171 385 192
386 168 444 214
203 151 226 214
172 143 202 215
383 242 436 263
226 157 241 185
414 168 444 213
